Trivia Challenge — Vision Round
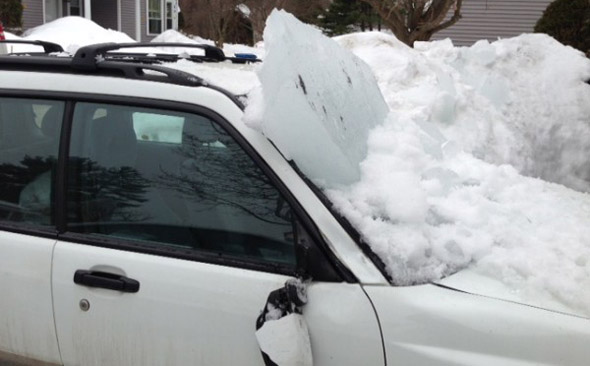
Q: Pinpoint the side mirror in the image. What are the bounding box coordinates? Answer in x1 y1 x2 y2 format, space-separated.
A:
255 279 313 366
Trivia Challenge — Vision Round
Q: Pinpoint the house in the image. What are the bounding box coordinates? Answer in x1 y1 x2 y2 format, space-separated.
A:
21 0 180 41
433 0 553 46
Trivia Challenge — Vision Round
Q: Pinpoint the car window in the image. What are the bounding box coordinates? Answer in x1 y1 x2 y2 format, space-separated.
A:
133 111 184 143
0 97 63 226
67 102 296 266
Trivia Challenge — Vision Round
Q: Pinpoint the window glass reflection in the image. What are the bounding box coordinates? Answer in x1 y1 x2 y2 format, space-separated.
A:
0 98 63 226
68 103 296 265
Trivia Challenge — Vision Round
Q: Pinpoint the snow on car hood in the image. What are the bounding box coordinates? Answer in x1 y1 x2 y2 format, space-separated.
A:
244 10 590 317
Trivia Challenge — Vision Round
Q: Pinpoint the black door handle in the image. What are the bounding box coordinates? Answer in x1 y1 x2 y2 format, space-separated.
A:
74 270 140 293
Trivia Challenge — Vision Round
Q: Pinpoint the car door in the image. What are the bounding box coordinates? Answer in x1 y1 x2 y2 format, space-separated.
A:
51 101 384 366
0 96 63 364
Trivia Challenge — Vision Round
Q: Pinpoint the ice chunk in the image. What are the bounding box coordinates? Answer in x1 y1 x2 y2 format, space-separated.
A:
244 10 388 186
255 314 313 366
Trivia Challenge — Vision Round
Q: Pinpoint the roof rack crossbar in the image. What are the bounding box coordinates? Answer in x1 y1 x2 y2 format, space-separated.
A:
0 40 64 54
96 61 207 87
72 42 227 70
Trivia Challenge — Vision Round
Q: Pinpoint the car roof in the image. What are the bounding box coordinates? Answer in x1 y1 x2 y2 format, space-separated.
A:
0 40 261 109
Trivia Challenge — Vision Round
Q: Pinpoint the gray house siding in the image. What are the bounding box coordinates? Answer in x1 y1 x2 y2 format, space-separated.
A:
91 0 118 30
120 0 137 40
22 0 44 30
433 0 553 46
20 0 141 40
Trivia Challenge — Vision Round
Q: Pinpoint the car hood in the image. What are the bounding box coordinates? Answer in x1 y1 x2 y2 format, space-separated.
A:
435 269 589 319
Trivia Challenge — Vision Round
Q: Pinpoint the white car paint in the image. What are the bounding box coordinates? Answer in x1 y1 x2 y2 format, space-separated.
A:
438 269 586 318
0 231 61 364
365 284 590 365
52 241 383 366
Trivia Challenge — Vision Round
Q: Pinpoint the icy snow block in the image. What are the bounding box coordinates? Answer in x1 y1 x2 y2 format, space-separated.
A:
257 10 388 186
255 313 313 366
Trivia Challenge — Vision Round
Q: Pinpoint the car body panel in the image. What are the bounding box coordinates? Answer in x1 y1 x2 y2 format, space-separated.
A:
365 284 590 366
0 70 389 285
0 231 61 364
52 241 383 366
437 269 586 319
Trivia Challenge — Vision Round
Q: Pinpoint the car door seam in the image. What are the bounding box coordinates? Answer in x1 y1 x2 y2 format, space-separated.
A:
361 284 387 366
49 239 64 365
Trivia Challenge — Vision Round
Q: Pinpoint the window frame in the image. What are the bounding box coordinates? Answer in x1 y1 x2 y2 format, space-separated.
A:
0 89 354 282
0 94 69 238
147 0 163 35
0 88 358 283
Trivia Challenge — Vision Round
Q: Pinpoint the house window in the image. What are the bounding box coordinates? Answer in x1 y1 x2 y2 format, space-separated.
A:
148 0 162 34
165 1 172 30
69 0 81 16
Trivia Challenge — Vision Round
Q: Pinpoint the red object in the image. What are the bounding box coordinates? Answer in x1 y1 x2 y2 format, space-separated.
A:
0 22 5 41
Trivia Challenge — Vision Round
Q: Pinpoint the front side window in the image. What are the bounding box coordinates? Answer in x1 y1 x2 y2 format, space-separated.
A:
67 103 296 266
148 0 162 34
0 97 64 227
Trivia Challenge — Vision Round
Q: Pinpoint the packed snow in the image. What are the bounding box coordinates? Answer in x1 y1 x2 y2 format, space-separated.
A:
336 32 590 192
5 14 590 315
244 11 389 185
23 16 135 54
244 10 590 316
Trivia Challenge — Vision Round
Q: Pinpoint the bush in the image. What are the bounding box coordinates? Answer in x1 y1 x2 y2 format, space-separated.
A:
534 0 590 54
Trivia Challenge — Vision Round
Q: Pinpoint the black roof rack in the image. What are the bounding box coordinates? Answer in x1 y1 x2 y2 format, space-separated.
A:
0 39 64 54
72 42 260 70
0 41 248 109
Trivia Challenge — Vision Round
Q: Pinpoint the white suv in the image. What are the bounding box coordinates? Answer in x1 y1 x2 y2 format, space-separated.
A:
0 41 588 366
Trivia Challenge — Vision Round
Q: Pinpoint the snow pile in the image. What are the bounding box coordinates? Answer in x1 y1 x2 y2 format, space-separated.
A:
246 11 590 315
337 32 590 192
244 10 389 186
1 31 45 53
23 16 135 54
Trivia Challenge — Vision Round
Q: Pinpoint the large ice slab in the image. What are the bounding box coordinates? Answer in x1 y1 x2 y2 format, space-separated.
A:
244 10 388 187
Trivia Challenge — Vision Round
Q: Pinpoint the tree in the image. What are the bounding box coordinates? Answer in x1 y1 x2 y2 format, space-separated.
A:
180 0 241 47
359 0 463 46
322 0 381 36
241 1 288 44
180 0 330 46
534 0 590 55
0 0 23 30
322 0 362 36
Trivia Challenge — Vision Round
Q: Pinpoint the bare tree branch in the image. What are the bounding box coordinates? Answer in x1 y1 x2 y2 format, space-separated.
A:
360 0 463 47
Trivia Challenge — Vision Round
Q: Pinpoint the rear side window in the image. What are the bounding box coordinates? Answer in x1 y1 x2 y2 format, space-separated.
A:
66 103 296 266
0 97 63 227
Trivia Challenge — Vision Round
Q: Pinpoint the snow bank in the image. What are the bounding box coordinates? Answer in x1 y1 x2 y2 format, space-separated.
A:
244 10 388 186
246 12 590 315
1 31 44 53
337 32 590 192
23 16 135 54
